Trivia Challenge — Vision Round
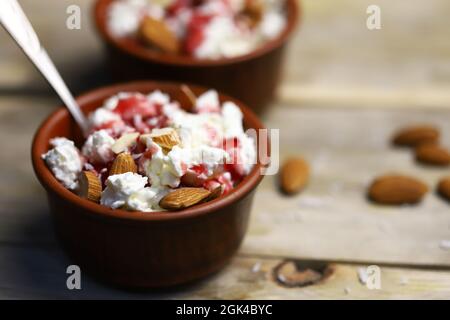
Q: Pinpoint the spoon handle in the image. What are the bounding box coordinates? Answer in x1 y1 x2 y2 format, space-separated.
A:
0 0 89 136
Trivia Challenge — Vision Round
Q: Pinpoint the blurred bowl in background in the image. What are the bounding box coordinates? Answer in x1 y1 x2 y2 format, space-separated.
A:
94 0 300 114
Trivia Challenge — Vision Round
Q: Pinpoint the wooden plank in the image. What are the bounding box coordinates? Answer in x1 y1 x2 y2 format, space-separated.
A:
1 243 450 299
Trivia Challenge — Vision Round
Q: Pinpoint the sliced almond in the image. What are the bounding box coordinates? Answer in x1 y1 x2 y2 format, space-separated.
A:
280 157 310 195
392 125 440 147
149 128 181 153
368 174 428 205
139 16 180 54
78 171 102 203
112 132 140 154
415 144 450 166
109 153 137 176
437 176 450 202
159 187 211 211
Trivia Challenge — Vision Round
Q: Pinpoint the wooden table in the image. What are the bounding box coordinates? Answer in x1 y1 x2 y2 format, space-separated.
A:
1 0 450 299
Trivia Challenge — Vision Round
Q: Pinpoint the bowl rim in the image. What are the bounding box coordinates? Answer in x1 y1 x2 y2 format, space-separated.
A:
31 81 267 222
93 0 301 67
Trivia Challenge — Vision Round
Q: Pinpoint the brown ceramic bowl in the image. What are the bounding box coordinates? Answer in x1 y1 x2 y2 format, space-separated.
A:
31 81 266 288
94 0 300 113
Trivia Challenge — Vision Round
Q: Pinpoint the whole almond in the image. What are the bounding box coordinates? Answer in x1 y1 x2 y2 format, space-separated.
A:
78 171 102 202
109 153 137 176
139 16 180 54
368 174 428 205
437 177 450 202
241 0 264 28
415 144 450 166
392 125 439 147
280 157 310 195
159 187 211 211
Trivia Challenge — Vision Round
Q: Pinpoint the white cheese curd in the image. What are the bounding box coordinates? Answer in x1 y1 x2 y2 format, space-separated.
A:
101 172 148 209
82 130 116 164
168 145 229 177
140 137 181 188
222 101 245 138
127 186 169 212
238 134 257 175
259 11 286 39
88 108 123 129
195 90 220 113
167 110 224 148
42 138 83 190
107 0 149 37
194 16 250 59
147 90 171 105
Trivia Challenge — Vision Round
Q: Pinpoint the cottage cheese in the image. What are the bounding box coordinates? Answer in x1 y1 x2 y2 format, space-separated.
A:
42 138 83 190
107 0 287 59
82 130 116 164
43 89 257 212
101 172 148 209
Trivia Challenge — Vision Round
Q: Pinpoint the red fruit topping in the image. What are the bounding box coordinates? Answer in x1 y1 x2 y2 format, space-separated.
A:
113 95 160 121
185 14 213 54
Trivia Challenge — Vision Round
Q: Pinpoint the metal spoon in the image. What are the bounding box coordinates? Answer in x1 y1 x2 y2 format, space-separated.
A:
0 0 89 136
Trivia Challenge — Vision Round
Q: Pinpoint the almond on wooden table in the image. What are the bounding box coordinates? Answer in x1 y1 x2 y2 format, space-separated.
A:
279 157 310 195
109 152 137 176
139 16 180 54
368 174 428 205
78 171 102 203
437 177 450 202
159 187 211 211
415 144 450 166
392 125 440 147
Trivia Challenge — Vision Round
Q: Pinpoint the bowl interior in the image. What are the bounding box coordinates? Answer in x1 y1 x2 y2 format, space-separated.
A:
94 0 300 67
32 81 267 222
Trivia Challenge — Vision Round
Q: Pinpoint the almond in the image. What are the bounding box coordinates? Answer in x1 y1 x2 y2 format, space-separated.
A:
159 187 211 211
112 132 140 154
139 16 180 54
109 153 137 176
204 186 223 202
280 157 310 195
437 177 450 202
415 144 450 166
149 128 181 153
181 85 197 109
78 171 102 203
241 0 264 28
368 174 428 205
392 125 440 147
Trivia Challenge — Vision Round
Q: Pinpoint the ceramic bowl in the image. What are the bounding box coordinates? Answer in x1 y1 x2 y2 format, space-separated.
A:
94 0 300 113
32 81 267 288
